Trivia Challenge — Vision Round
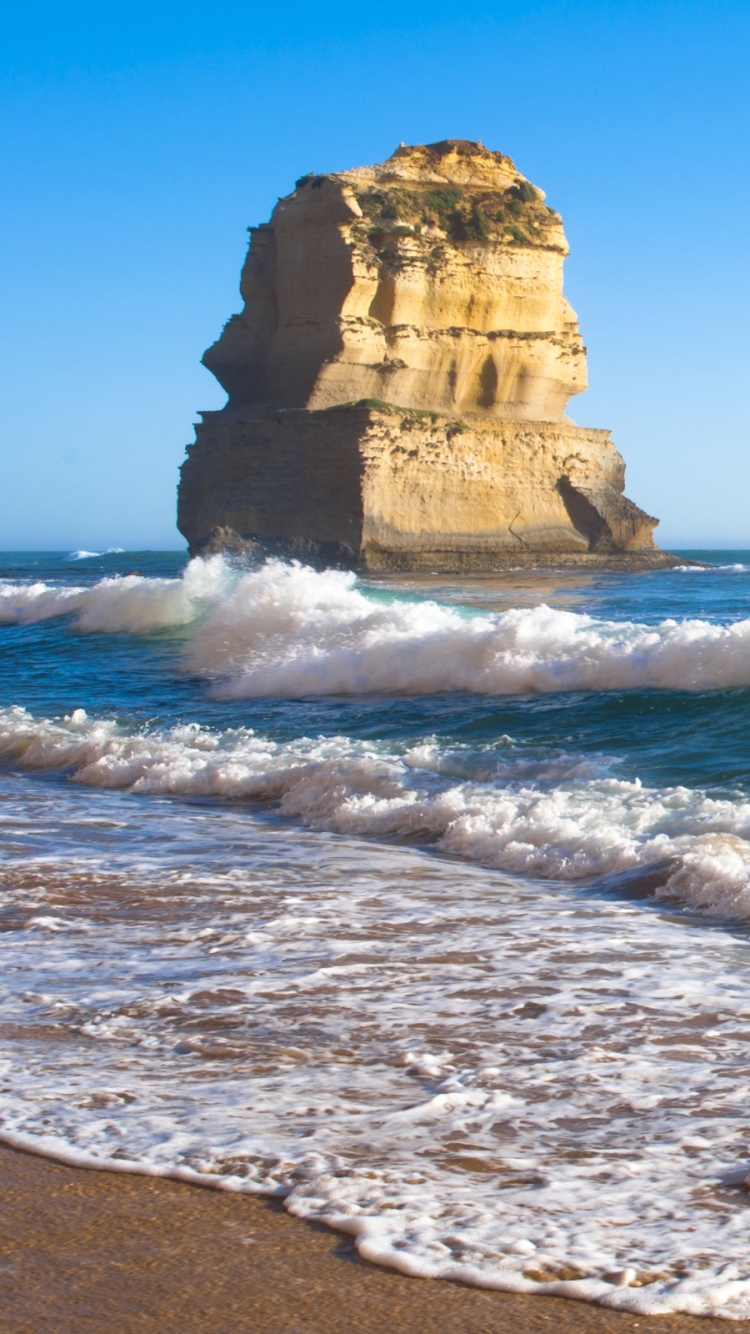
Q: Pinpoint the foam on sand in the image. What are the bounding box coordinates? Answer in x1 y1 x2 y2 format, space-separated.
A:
2 800 750 1318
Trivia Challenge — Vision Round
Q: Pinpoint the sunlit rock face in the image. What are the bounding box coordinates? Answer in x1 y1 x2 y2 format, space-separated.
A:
203 139 587 423
179 140 670 569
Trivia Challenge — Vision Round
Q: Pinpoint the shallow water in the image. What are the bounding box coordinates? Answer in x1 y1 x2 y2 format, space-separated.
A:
4 549 750 1315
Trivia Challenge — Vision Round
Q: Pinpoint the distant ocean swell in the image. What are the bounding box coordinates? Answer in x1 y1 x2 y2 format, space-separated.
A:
5 555 750 695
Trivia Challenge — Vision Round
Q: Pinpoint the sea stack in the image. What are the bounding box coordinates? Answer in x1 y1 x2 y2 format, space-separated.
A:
178 139 672 569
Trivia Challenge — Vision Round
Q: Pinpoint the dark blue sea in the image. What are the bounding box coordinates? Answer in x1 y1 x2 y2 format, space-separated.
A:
3 547 750 1316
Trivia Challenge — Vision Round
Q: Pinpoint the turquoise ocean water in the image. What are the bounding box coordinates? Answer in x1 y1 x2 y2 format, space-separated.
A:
4 549 750 1315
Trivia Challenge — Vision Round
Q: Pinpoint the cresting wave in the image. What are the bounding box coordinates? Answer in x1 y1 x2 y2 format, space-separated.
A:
4 556 750 696
0 556 227 632
66 548 125 561
3 704 750 918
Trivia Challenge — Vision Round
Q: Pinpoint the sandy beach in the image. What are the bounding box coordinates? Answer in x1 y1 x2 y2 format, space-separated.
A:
10 558 750 1322
0 1144 748 1334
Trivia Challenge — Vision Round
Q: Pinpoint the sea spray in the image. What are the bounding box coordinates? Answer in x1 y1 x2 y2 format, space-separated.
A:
6 556 750 694
0 554 229 631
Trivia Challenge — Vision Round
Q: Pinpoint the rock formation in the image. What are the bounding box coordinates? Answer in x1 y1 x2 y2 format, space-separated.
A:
178 139 673 569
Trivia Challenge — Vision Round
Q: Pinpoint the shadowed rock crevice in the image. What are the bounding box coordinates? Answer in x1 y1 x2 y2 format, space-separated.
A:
478 356 498 409
557 477 659 553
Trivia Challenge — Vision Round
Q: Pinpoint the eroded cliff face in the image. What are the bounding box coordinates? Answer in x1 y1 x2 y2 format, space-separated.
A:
179 405 661 570
179 139 669 569
203 139 586 423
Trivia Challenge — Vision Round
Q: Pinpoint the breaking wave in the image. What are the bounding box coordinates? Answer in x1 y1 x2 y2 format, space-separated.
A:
0 556 228 633
5 555 750 696
3 704 750 919
65 548 126 561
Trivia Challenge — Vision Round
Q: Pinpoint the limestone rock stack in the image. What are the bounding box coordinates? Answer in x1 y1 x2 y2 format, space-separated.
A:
178 140 671 568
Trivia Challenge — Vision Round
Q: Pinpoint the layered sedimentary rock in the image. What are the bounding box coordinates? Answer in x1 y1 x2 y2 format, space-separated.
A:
179 139 670 568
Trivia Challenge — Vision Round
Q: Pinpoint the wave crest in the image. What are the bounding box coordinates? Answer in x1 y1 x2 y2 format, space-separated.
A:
3 705 750 919
185 561 750 698
0 556 229 633
5 556 750 696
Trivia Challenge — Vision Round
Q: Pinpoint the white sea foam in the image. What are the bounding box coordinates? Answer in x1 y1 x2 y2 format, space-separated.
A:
3 802 750 1317
5 555 750 695
674 562 750 573
65 548 126 560
0 556 228 632
2 704 750 921
185 561 750 696
8 558 750 1315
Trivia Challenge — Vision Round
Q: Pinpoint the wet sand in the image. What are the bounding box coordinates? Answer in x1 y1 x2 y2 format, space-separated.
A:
1 1145 750 1333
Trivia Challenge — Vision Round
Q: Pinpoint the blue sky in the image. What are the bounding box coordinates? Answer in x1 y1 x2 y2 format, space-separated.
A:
2 1 749 550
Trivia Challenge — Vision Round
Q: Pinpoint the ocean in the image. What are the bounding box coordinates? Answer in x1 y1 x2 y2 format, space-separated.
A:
4 548 750 1317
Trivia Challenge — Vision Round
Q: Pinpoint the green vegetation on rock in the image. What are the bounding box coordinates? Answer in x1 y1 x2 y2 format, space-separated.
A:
351 177 555 250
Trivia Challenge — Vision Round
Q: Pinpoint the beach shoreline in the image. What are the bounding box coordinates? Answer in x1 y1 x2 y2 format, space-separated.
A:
7 554 750 1322
1 1143 749 1334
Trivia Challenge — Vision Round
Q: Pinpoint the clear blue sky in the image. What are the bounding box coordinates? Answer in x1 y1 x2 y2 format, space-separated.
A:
2 0 749 550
